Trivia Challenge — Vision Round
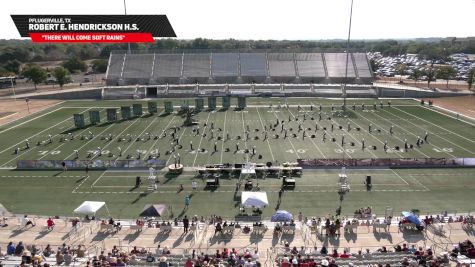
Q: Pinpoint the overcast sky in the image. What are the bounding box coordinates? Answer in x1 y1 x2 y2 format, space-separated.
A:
1 0 474 40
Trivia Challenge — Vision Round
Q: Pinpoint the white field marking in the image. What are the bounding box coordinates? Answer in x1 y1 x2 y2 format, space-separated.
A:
240 111 249 150
64 121 116 159
165 124 188 166
0 101 64 132
90 118 141 160
256 107 275 161
143 113 175 159
397 106 475 145
90 170 107 189
425 103 475 126
271 107 301 159
308 104 380 159
313 102 405 158
389 168 409 185
0 108 93 166
355 109 431 158
72 173 91 193
0 107 91 156
288 107 350 158
407 174 430 191
291 105 326 159
33 109 108 161
120 116 160 158
392 107 475 155
220 110 227 164
192 112 212 167
376 108 456 158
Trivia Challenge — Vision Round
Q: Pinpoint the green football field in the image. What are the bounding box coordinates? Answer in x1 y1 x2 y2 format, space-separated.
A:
0 97 474 219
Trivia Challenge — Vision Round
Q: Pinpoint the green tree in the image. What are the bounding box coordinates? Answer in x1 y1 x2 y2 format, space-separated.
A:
53 66 71 89
3 60 21 74
436 66 457 88
395 64 407 81
468 68 475 91
91 59 108 73
62 57 87 73
369 59 380 72
21 64 47 90
423 67 436 88
410 69 422 86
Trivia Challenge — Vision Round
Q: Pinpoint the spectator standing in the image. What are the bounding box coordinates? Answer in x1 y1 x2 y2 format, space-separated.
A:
183 215 189 233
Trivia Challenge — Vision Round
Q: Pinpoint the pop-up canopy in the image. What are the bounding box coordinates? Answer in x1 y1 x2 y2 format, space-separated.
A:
241 192 268 208
139 204 167 217
73 201 108 215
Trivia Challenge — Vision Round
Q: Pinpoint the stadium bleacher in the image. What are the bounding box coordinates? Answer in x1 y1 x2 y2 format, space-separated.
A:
353 53 373 80
122 54 153 83
106 52 373 85
295 53 327 82
324 53 356 81
152 54 183 83
239 53 268 82
267 53 297 82
183 54 211 82
211 53 239 82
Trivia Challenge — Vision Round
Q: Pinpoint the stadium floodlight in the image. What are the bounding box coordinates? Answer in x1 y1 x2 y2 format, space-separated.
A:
342 0 354 111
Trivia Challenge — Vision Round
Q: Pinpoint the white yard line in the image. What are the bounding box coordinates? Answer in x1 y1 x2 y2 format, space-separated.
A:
0 102 64 133
32 109 108 161
0 107 92 156
389 169 409 185
143 114 176 159
192 112 212 167
120 116 160 157
91 118 141 160
377 108 457 158
408 174 430 191
256 107 276 161
392 107 475 155
355 109 431 158
396 106 475 145
220 110 227 164
240 111 249 149
271 107 301 159
90 171 108 189
165 125 188 166
64 123 117 159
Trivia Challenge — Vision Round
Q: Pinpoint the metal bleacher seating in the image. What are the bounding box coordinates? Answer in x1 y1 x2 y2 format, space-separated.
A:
211 53 239 79
239 53 268 81
122 54 153 82
152 54 183 82
267 53 296 80
353 53 373 78
324 53 356 80
106 53 126 84
295 53 327 81
183 54 210 81
106 51 373 86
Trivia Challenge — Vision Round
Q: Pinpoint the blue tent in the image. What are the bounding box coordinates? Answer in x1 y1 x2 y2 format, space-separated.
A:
401 211 422 226
271 210 293 222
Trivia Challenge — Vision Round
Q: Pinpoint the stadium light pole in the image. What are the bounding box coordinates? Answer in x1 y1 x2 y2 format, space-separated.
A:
342 0 354 111
123 0 131 54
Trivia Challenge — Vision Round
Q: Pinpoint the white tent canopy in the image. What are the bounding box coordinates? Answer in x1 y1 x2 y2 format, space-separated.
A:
73 201 107 215
241 192 268 208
